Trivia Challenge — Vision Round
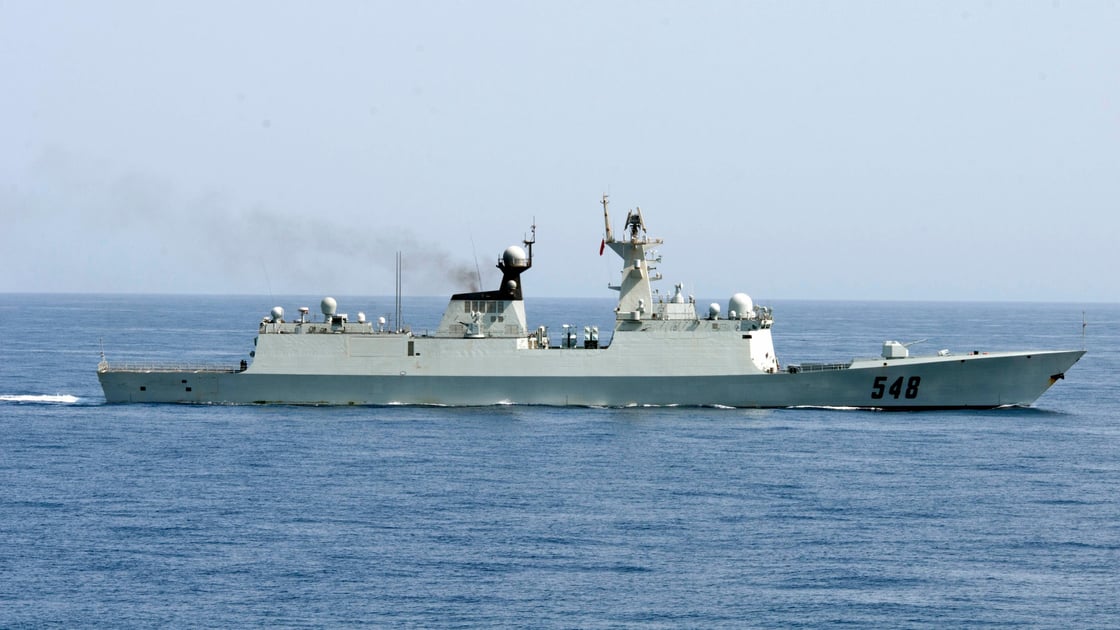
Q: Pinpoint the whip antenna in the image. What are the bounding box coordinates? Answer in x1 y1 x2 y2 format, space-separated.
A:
470 235 482 292
395 251 403 333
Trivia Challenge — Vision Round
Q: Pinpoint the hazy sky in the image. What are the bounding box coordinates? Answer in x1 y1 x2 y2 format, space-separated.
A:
2 1 1117 301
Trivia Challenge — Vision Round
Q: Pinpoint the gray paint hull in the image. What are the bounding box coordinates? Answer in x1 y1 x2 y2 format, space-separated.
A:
98 349 1084 409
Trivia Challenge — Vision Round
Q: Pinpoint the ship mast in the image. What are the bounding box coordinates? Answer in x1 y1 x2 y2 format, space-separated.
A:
599 196 662 319
524 220 536 263
602 194 614 242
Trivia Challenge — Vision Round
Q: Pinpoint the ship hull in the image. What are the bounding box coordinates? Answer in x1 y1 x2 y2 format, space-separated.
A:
98 349 1084 409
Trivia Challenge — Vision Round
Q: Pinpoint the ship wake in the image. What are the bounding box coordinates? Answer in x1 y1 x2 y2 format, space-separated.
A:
1 394 81 404
787 405 873 411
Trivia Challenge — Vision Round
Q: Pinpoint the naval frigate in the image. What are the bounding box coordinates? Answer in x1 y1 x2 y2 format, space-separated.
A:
98 197 1084 408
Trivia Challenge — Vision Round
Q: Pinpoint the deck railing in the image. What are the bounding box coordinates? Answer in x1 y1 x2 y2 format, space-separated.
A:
788 362 850 373
99 361 241 373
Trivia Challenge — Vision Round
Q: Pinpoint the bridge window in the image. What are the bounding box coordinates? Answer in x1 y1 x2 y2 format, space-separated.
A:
462 300 506 313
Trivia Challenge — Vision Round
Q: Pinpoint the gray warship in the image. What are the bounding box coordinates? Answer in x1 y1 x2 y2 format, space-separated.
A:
98 197 1084 408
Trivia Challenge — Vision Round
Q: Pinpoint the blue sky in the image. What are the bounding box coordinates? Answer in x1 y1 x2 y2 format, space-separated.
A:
2 1 1117 301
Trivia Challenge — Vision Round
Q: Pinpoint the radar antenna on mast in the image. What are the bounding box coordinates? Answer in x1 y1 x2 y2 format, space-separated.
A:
625 206 647 241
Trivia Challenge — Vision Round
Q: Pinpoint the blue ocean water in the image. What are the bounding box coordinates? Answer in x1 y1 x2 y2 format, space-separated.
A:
1 294 1118 627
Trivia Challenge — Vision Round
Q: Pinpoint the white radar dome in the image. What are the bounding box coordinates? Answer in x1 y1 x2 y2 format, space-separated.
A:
708 303 721 319
729 293 753 319
503 245 529 267
270 306 284 322
321 297 338 317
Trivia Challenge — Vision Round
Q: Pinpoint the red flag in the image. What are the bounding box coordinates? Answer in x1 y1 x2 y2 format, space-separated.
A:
599 238 605 256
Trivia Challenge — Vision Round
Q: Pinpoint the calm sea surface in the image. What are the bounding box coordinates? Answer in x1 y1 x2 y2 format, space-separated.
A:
2 295 1118 627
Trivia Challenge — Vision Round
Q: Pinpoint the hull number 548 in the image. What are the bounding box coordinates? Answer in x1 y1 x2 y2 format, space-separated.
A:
871 375 921 400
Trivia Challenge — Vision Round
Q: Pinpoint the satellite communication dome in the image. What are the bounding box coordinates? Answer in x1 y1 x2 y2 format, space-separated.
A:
321 297 338 317
708 303 721 319
270 306 284 322
505 279 518 292
503 245 529 267
728 293 753 319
